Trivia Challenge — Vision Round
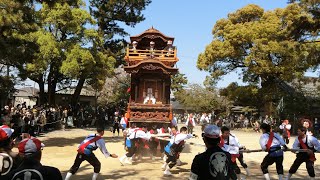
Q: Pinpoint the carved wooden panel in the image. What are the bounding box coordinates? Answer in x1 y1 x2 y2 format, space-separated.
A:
130 111 170 121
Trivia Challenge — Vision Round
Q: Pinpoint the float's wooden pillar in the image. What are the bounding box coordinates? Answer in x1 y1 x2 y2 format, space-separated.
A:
162 81 165 103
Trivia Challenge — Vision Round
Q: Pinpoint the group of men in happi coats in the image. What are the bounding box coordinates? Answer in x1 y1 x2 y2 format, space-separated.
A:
64 118 320 180
3 116 320 180
216 119 320 180
118 123 197 175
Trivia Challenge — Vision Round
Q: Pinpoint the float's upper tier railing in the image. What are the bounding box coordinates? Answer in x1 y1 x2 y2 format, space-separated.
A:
125 47 178 61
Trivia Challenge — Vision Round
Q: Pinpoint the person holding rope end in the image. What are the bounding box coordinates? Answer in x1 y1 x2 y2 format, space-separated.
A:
259 123 287 180
65 127 118 180
285 126 320 180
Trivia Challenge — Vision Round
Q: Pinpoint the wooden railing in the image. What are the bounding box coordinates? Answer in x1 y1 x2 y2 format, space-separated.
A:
125 48 178 61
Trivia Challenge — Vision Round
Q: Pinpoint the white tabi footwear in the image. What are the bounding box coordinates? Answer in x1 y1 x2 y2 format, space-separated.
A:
119 155 127 165
92 173 99 180
264 173 271 180
65 172 72 180
163 166 172 176
125 157 132 165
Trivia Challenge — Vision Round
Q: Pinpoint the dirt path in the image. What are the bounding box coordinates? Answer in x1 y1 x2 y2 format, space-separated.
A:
30 125 320 180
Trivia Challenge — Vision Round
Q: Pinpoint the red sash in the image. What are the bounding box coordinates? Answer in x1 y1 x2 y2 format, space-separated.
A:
286 128 291 138
231 154 240 162
298 137 316 162
161 128 165 133
77 136 101 154
266 132 274 151
219 136 224 148
219 136 238 162
124 117 128 125
189 118 193 126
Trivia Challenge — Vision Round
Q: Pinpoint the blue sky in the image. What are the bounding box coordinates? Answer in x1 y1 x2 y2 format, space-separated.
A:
121 0 290 87
22 0 292 89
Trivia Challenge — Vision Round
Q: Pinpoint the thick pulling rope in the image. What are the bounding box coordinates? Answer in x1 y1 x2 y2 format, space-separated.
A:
154 136 320 153
240 148 320 153
154 137 205 147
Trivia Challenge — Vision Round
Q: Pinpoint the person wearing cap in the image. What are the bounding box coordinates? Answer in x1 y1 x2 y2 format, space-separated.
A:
259 123 286 180
162 126 195 175
65 127 118 180
4 137 62 180
220 126 249 179
0 125 20 177
190 125 234 180
119 124 151 165
285 126 320 180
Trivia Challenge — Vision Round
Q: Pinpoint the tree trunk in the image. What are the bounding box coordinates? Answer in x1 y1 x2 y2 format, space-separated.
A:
38 79 45 105
47 69 58 106
30 74 46 105
71 75 86 109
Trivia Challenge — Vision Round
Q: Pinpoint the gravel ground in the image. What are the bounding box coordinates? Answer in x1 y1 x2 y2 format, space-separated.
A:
24 124 320 180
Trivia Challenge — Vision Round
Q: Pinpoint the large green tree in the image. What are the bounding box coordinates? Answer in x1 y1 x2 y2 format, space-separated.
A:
89 0 152 66
220 82 260 107
171 71 188 92
197 4 320 111
0 0 38 67
23 0 97 105
288 0 320 38
175 84 220 113
22 0 151 106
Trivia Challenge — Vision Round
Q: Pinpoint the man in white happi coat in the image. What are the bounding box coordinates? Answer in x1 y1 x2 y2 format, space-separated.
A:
285 126 320 180
220 126 249 180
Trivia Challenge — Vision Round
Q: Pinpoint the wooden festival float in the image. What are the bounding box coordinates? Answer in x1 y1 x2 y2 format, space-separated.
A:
124 27 178 128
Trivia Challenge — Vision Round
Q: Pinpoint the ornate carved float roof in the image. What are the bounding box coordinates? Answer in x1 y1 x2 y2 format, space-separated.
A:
124 59 178 75
130 26 174 43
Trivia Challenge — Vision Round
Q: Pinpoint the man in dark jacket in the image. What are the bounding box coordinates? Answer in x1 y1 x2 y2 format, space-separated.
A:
190 125 235 180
